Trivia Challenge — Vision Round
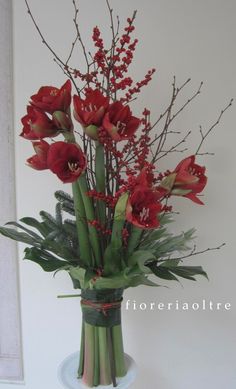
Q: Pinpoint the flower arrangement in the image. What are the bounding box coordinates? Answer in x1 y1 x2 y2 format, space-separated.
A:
0 1 232 387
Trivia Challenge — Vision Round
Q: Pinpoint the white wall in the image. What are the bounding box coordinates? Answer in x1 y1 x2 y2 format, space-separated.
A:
0 0 23 382
1 0 235 388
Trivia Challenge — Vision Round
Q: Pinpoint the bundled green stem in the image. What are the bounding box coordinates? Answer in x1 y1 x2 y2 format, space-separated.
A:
78 321 126 387
95 142 106 228
72 182 92 266
78 174 102 267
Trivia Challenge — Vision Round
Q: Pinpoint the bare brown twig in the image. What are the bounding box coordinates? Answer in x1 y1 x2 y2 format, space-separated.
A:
24 0 80 93
196 98 233 155
162 242 226 263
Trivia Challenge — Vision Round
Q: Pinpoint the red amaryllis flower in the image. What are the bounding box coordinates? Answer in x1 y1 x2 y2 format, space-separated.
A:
160 155 207 205
73 89 109 130
20 106 59 140
103 101 140 141
126 188 162 229
27 140 49 170
47 141 86 183
30 80 72 114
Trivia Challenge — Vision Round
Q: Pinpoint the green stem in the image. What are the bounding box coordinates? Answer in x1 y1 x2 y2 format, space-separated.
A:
98 327 112 385
108 327 117 387
78 174 102 267
126 226 143 258
83 323 95 387
95 142 106 227
112 324 126 377
93 327 100 386
78 322 85 378
72 182 92 266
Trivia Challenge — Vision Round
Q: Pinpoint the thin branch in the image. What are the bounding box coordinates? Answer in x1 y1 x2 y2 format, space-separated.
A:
149 77 191 136
72 0 90 69
65 1 80 66
25 0 81 93
162 242 226 262
196 98 233 155
169 81 203 124
154 130 191 162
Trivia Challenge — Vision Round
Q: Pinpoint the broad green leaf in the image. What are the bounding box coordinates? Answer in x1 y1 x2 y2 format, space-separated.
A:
69 274 81 289
169 266 208 281
20 217 50 237
128 275 160 287
40 211 58 229
6 221 42 242
24 247 69 272
68 266 86 289
103 245 124 275
91 273 129 289
0 226 40 246
128 250 156 272
148 263 179 281
160 258 180 267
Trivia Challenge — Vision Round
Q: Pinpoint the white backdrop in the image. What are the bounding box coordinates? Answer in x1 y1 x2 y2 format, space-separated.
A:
1 0 236 388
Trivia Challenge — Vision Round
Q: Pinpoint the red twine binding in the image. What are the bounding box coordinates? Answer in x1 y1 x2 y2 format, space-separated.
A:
81 298 123 316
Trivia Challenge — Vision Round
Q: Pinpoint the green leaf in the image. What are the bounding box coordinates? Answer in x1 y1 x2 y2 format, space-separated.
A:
128 275 160 287
160 258 181 267
55 203 63 225
91 274 128 289
24 247 69 272
103 245 124 275
20 217 50 237
55 190 74 204
68 266 86 289
128 250 156 273
154 228 196 258
39 211 58 230
148 263 179 281
6 221 43 242
61 202 75 216
0 226 40 246
169 266 208 281
68 274 81 289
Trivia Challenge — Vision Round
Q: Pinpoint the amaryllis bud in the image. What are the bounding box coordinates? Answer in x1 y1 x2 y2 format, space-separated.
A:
84 125 99 140
27 140 49 170
47 141 86 183
52 111 73 131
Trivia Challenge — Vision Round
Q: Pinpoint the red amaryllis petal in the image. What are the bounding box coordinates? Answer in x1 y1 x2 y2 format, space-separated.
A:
103 101 140 141
126 188 162 229
174 155 194 172
162 155 207 205
30 80 72 114
20 106 59 140
47 141 86 183
73 89 109 128
184 192 205 205
27 140 50 170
